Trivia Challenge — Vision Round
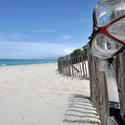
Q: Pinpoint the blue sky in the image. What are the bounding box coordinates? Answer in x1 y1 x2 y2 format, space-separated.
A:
0 0 99 59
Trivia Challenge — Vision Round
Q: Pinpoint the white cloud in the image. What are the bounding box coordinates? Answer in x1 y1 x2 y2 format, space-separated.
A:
32 29 54 33
0 40 75 59
63 49 73 55
9 33 31 39
61 35 72 40
0 33 5 40
0 33 31 40
0 32 81 59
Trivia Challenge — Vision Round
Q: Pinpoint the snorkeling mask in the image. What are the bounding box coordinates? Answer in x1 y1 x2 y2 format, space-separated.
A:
91 0 125 59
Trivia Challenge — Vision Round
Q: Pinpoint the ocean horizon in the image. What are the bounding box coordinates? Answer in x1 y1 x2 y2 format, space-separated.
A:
0 59 57 66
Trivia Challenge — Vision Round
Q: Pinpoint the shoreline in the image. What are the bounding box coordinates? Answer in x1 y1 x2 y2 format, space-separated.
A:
0 62 57 67
0 59 57 67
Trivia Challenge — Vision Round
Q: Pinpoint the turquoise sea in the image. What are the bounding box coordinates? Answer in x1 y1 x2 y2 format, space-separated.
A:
0 59 57 66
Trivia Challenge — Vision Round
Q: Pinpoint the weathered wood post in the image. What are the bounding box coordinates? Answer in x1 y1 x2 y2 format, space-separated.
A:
66 55 71 76
70 57 74 77
119 50 125 114
57 51 89 79
87 43 109 125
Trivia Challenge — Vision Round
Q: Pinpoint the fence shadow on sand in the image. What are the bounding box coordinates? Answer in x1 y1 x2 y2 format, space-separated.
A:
63 94 101 125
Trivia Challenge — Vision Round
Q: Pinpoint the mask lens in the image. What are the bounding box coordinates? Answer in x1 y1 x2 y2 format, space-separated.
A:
95 0 125 27
107 17 125 43
91 33 123 59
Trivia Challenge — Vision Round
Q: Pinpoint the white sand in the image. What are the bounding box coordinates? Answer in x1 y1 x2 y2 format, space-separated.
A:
0 63 90 125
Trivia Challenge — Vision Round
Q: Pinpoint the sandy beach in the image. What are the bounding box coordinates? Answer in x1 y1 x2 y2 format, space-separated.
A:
0 63 90 125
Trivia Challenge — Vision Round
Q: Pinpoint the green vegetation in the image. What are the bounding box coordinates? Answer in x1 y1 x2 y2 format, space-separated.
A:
70 45 87 57
69 45 87 64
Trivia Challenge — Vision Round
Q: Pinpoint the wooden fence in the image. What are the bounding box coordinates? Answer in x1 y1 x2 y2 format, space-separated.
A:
58 53 89 79
87 43 125 125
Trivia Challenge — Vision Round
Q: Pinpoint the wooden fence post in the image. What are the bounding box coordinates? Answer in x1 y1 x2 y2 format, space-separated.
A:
87 43 109 125
119 50 125 114
57 52 89 79
66 55 71 76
